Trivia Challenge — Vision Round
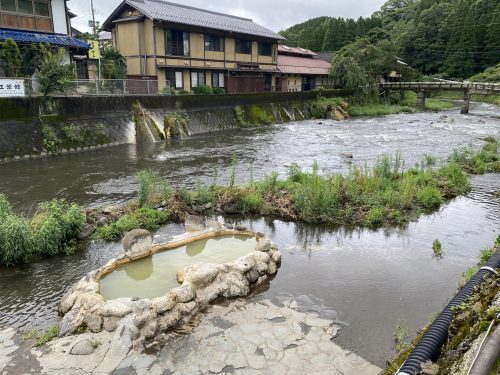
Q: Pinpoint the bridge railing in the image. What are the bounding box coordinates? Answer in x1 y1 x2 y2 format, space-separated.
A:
380 81 500 92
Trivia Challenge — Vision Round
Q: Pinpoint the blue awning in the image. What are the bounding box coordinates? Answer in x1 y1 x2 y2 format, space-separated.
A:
0 28 89 50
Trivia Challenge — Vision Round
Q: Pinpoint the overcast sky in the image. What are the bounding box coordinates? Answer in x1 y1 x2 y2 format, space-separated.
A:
69 0 386 33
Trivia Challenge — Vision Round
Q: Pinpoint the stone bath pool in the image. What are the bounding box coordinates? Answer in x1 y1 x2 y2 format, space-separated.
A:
99 234 257 300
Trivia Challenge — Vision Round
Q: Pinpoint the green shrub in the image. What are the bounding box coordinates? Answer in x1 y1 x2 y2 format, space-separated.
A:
416 187 443 210
31 200 85 256
238 191 264 213
213 87 225 94
35 48 76 96
61 124 84 149
310 97 343 118
366 206 385 226
436 162 471 197
0 194 85 266
248 105 274 125
193 84 213 95
42 125 60 154
96 208 169 241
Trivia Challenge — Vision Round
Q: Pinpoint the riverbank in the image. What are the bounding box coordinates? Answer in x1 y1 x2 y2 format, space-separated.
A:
430 91 500 106
348 92 454 117
384 237 500 375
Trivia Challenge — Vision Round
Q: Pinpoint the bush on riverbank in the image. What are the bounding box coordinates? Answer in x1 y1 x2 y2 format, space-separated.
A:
348 103 415 116
449 137 499 174
0 196 85 266
348 91 453 117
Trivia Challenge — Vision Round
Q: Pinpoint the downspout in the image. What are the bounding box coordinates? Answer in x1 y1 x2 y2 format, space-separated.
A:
397 251 500 375
153 20 158 79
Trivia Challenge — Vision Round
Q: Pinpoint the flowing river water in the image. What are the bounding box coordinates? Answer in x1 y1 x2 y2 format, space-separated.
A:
0 101 499 367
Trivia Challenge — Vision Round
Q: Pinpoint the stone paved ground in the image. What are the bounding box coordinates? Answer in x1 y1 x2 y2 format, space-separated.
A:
1 299 382 375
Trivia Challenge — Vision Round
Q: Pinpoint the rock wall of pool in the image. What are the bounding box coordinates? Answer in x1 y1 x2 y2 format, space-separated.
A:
57 218 282 346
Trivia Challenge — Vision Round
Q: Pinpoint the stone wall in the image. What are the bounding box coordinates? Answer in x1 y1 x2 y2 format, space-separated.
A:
0 89 352 161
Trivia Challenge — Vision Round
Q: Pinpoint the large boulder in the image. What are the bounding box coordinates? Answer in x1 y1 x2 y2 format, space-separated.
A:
180 263 221 286
256 237 272 252
100 301 132 318
171 284 195 303
122 229 152 260
70 339 95 355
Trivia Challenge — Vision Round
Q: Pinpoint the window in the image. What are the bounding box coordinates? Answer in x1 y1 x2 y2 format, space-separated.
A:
204 34 224 52
191 71 205 88
18 0 33 14
0 0 16 12
166 70 183 89
34 1 49 16
175 72 183 88
166 29 190 56
212 72 225 88
259 42 273 56
235 39 251 54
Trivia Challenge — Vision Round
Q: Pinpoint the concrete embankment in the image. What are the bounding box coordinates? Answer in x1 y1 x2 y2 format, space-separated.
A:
0 89 351 161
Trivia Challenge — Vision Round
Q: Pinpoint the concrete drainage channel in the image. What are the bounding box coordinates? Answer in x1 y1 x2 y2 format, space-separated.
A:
397 251 500 375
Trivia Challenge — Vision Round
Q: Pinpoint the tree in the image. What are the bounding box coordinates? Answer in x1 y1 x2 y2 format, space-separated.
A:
331 38 419 97
0 39 21 77
100 47 127 79
35 48 75 95
401 2 453 74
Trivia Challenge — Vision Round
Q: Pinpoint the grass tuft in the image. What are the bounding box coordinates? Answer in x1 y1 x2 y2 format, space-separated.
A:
432 240 443 258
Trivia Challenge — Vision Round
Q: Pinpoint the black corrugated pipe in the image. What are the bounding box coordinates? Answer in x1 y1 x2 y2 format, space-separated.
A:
397 251 500 375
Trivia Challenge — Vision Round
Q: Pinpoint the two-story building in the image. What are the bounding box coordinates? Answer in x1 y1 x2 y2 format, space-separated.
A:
277 45 334 92
102 0 285 93
0 0 89 76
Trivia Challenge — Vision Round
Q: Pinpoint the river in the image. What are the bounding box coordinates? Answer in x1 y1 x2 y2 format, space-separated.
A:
0 102 499 367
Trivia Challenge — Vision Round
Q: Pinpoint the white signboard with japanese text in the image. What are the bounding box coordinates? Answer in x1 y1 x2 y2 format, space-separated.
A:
0 79 25 97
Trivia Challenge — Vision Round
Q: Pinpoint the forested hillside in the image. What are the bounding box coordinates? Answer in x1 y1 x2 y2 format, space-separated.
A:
280 16 382 52
280 0 500 79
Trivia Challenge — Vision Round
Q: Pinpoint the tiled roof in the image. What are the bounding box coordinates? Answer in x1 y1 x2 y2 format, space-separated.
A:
277 54 331 75
0 28 89 49
108 0 284 40
278 45 317 57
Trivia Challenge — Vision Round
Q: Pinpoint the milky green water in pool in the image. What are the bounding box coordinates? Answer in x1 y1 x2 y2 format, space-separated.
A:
99 235 256 300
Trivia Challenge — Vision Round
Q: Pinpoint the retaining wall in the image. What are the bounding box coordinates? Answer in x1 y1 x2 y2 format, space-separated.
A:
0 89 352 161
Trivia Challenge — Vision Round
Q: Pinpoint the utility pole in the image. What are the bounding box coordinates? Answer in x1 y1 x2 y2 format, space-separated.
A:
89 0 101 88
90 0 97 38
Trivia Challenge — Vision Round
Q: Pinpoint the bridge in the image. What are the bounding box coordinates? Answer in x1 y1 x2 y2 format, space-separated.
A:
380 81 500 114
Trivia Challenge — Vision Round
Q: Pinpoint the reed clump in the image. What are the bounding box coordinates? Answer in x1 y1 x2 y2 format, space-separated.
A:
0 195 85 266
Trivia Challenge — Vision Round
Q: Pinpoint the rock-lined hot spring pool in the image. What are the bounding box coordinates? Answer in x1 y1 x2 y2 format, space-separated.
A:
99 234 256 300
